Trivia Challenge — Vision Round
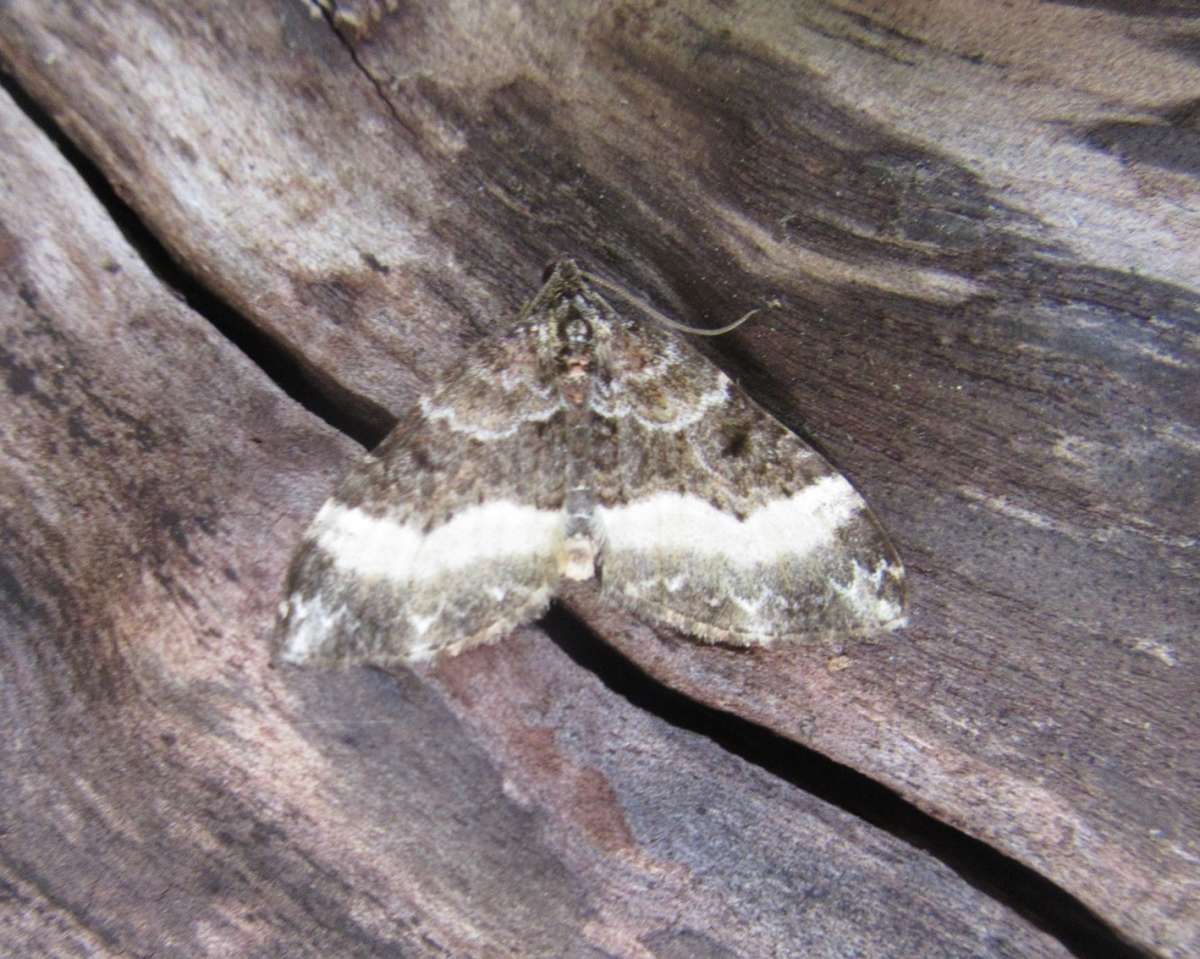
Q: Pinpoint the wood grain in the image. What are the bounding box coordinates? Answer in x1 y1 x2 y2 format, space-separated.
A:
1 2 1196 956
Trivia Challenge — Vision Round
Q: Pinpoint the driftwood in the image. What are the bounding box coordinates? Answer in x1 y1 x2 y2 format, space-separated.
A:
1 2 1196 957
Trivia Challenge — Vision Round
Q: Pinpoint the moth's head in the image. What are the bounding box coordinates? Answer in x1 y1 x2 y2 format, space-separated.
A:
536 257 587 300
541 256 581 285
524 257 613 329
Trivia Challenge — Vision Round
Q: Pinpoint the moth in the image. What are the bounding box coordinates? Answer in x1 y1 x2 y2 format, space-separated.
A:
277 259 906 665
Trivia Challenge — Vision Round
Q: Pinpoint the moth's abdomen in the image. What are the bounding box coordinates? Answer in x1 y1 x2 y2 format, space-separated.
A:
560 482 599 580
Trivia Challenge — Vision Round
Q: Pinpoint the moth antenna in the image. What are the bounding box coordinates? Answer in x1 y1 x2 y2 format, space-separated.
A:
580 269 767 337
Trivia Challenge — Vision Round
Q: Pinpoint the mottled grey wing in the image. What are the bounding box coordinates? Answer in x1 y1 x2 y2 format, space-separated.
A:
277 322 567 665
591 320 905 646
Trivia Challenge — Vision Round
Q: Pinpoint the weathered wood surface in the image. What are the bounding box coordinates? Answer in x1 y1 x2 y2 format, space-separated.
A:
0 91 1070 959
1 1 1196 957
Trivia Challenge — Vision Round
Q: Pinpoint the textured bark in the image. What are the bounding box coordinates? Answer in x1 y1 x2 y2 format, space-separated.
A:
1 2 1196 957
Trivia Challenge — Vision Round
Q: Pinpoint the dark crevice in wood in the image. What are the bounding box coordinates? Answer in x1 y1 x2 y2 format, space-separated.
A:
0 67 382 449
540 604 1152 959
318 5 421 146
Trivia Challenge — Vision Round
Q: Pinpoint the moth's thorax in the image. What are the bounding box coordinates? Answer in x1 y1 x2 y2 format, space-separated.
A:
550 292 606 408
